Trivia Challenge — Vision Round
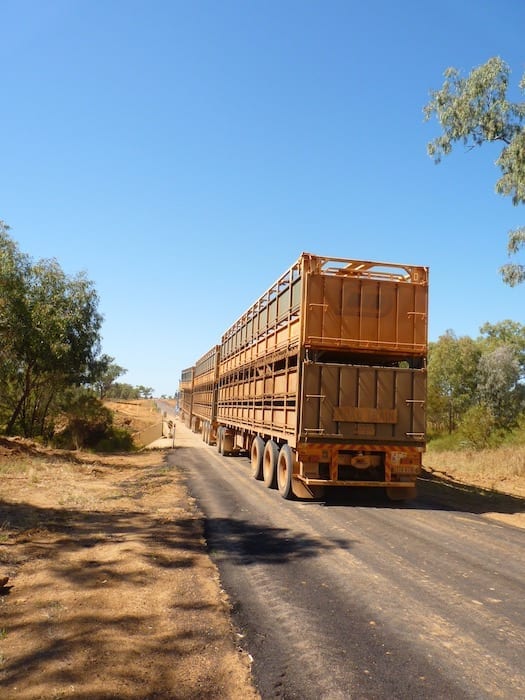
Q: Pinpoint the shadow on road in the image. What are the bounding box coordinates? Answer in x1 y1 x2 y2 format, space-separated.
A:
417 468 525 516
304 472 525 518
203 516 355 565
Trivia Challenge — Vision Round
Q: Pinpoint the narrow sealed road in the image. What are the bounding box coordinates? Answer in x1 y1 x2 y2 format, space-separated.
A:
169 423 525 699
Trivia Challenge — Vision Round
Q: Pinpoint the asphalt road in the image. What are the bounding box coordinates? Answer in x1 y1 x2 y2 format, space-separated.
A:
168 423 525 700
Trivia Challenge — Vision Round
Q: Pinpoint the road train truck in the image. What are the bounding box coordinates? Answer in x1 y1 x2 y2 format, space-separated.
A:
180 252 428 500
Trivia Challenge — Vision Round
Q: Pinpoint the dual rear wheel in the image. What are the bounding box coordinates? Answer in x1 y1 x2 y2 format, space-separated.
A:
222 431 414 502
220 430 294 499
216 426 234 456
250 436 293 499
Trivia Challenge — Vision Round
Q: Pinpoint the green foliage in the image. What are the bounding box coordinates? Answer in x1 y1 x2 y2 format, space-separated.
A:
424 58 524 161
424 57 525 285
0 221 31 403
0 223 155 445
136 385 154 399
505 414 525 445
427 331 481 432
106 383 142 400
457 404 498 450
51 387 140 451
0 224 110 439
428 322 525 446
92 355 127 399
428 413 525 452
426 431 465 452
501 227 525 286
95 427 135 453
478 319 525 375
56 390 114 449
104 383 154 400
477 346 524 428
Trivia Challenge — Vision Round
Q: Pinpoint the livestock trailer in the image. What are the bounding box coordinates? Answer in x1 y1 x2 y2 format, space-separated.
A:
183 253 428 500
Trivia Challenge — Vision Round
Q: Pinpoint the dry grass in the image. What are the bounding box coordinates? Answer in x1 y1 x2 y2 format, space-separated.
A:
0 422 258 699
104 399 161 433
424 445 525 497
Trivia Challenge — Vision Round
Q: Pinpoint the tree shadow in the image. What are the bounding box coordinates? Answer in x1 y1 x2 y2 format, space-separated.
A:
203 516 355 566
303 472 525 518
0 492 357 695
0 497 261 696
417 467 525 516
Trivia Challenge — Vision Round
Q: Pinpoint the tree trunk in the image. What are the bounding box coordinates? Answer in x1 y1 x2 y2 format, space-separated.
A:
6 365 33 435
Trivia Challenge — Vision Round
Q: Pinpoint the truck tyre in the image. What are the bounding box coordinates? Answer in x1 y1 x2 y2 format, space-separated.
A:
251 436 264 480
202 422 208 443
219 428 228 456
221 431 234 456
263 440 278 488
277 444 294 499
216 427 223 454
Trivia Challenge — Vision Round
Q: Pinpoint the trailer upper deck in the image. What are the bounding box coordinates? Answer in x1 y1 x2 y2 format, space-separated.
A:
219 253 428 374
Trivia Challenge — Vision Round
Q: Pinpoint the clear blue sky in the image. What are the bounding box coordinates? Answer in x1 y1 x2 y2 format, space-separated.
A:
1 0 524 396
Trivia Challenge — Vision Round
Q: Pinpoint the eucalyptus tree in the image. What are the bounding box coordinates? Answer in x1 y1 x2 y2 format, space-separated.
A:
0 221 32 427
91 355 127 399
0 225 104 436
427 330 481 433
478 320 525 377
476 345 524 429
424 57 525 284
106 383 141 400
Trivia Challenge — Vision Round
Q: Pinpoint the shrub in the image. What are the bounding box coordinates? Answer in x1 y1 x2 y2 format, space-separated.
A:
54 392 113 449
457 404 498 449
95 427 135 452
